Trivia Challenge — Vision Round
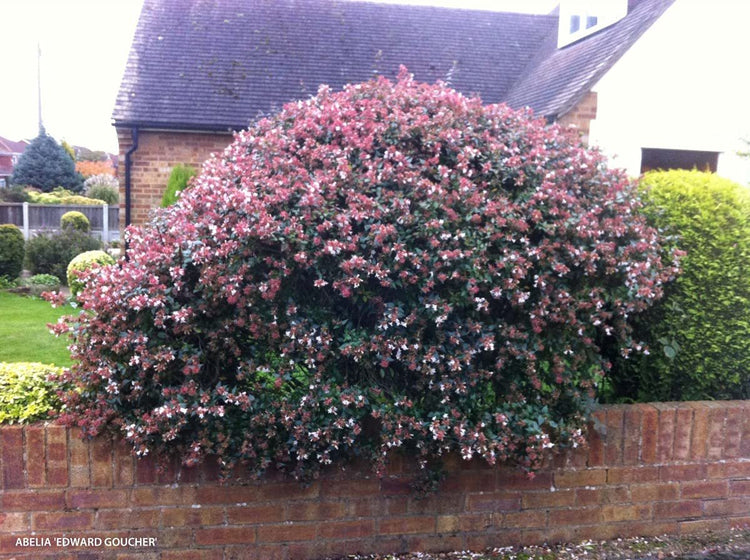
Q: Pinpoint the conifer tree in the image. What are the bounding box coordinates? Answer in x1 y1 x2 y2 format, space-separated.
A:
11 128 83 192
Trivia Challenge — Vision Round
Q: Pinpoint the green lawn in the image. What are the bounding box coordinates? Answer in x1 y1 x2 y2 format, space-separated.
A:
0 292 73 367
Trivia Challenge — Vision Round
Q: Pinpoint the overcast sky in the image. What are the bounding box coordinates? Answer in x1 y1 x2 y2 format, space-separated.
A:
0 0 557 154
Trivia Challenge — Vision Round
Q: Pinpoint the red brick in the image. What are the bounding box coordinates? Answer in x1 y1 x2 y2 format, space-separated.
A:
321 478 377 498
604 406 625 466
740 404 750 457
91 437 113 487
380 516 435 535
549 507 601 526
680 518 729 534
286 542 328 560
681 480 728 499
436 514 460 533
318 519 374 539
196 526 257 545
705 406 725 460
226 504 285 524
68 436 90 487
114 440 135 486
673 406 694 461
503 510 547 529
442 470 496 493
623 406 642 465
554 469 606 488
601 504 651 523
703 498 750 517
95 509 160 530
724 404 744 459
521 489 575 509
2 427 24 489
730 480 750 496
194 484 263 505
380 477 412 495
135 455 158 484
26 427 46 487
689 405 709 461
46 426 67 462
576 486 630 506
458 513 495 532
640 406 658 464
660 464 705 482
496 469 553 491
162 506 224 527
654 404 676 462
586 419 605 467
654 500 702 519
131 486 197 507
68 489 128 509
0 512 29 531
160 551 224 560
466 492 520 512
630 483 680 502
409 493 464 515
707 460 750 479
621 520 679 538
607 466 659 484
32 512 93 531
257 523 317 542
3 489 66 510
406 535 465 554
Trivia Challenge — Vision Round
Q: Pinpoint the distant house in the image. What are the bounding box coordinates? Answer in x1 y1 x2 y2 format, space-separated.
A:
113 0 749 227
0 137 29 188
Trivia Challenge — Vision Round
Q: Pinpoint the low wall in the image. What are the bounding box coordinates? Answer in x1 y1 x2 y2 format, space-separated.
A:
2 402 750 559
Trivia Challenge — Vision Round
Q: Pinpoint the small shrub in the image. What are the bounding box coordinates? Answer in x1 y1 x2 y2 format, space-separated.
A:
52 72 676 483
606 170 750 402
0 185 31 203
25 229 102 283
0 362 64 424
28 188 105 205
67 250 115 297
24 274 61 297
84 175 119 204
0 224 24 280
160 164 196 207
61 211 90 232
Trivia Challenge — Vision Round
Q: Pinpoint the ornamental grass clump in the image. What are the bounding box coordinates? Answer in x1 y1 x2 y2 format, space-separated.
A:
49 70 677 482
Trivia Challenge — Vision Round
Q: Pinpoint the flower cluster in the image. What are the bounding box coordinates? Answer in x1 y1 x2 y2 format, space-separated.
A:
50 69 677 481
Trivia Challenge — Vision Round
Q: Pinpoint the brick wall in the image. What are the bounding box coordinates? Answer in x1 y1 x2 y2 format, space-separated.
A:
117 129 234 227
558 91 598 144
2 401 750 559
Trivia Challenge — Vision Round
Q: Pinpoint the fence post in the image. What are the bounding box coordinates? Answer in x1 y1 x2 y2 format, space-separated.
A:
102 204 109 243
22 202 29 240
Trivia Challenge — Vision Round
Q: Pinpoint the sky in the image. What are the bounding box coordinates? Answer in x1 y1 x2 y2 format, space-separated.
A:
0 0 557 154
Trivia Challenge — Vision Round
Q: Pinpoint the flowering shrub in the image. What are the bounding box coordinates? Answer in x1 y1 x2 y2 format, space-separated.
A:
66 250 116 297
51 70 676 482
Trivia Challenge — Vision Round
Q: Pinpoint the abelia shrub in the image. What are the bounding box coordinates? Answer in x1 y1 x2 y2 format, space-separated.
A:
50 70 677 482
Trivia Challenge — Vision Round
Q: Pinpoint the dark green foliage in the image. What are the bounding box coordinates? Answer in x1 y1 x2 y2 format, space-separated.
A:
0 224 24 280
24 229 101 284
0 185 30 202
60 211 90 232
605 170 750 402
160 164 196 207
24 274 61 297
11 129 84 193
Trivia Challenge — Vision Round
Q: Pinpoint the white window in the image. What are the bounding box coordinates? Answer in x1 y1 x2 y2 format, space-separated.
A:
558 0 627 48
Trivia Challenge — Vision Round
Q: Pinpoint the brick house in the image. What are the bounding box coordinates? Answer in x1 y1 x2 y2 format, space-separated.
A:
0 136 29 188
116 0 741 228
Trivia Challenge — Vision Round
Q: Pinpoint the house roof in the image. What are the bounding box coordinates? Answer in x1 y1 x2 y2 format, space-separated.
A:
0 136 29 156
112 0 555 130
505 0 676 119
113 0 675 131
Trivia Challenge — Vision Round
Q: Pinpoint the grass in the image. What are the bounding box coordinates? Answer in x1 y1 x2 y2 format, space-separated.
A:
0 291 73 367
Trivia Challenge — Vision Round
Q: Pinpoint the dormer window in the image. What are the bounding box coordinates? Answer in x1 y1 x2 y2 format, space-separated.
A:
558 0 627 48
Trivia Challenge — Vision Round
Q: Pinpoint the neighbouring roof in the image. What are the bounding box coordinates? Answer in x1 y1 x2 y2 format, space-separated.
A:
0 136 29 156
113 0 675 131
505 0 676 119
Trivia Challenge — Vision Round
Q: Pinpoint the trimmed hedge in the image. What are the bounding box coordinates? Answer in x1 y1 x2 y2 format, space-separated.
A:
25 229 102 284
66 250 115 297
606 170 750 402
60 211 90 233
0 224 24 280
0 362 63 424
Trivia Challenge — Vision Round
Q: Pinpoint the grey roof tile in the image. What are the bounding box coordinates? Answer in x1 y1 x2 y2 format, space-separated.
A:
112 0 555 129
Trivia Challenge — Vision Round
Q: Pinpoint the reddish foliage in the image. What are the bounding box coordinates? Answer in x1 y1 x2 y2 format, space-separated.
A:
50 70 677 482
